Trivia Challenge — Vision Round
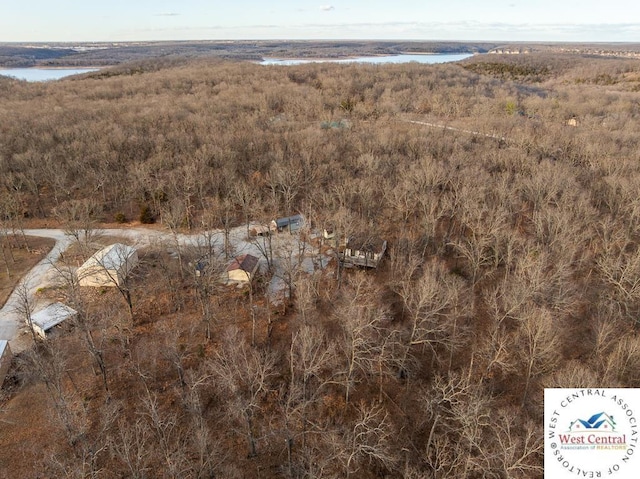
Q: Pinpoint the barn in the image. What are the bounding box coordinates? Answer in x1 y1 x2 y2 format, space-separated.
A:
29 302 78 339
226 254 260 283
77 243 138 287
0 340 11 387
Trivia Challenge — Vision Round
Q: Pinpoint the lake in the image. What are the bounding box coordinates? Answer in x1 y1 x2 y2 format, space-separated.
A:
0 68 99 82
259 53 472 66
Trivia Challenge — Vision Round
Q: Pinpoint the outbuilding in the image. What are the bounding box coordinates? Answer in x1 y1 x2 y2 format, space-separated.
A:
250 224 271 237
29 302 78 339
226 254 260 283
270 214 305 234
0 340 11 387
339 235 387 268
77 243 138 287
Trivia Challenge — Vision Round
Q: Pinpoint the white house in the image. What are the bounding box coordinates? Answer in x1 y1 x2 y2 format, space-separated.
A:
0 340 11 387
226 254 260 283
29 302 78 339
77 243 138 287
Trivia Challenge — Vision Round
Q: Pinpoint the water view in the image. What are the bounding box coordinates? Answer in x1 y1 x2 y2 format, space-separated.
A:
259 53 472 66
0 68 99 82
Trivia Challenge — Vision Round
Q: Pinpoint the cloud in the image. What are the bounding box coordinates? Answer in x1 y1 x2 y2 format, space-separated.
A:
155 12 180 17
117 19 640 43
320 5 335 11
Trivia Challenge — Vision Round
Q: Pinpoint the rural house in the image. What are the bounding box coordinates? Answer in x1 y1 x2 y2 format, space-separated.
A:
0 340 11 387
270 214 305 234
339 235 387 268
77 243 138 287
29 302 78 339
226 254 260 283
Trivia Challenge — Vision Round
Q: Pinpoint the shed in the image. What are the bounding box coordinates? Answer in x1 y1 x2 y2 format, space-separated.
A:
339 235 387 268
250 224 271 237
270 214 305 234
0 340 11 388
29 302 78 339
77 243 138 287
227 254 260 283
322 225 335 240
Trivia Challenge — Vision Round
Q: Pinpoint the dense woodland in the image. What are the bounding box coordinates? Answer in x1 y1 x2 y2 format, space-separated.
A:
2 52 640 478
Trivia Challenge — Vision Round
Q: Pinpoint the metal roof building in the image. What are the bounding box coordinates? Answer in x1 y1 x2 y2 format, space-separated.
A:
270 214 305 234
29 302 78 339
77 243 138 287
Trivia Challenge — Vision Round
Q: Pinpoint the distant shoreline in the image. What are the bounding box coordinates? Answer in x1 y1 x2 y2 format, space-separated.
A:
259 53 473 65
0 66 104 70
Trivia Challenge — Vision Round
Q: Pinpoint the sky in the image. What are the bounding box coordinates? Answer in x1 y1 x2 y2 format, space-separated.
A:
2 0 640 43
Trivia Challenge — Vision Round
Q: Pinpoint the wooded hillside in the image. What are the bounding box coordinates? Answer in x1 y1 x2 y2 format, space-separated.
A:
2 53 640 478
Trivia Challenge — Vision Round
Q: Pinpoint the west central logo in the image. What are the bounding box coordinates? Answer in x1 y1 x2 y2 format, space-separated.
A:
560 412 626 446
568 412 617 432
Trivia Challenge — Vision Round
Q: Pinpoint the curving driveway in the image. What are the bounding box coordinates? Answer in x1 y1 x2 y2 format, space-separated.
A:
0 228 169 352
1 226 328 353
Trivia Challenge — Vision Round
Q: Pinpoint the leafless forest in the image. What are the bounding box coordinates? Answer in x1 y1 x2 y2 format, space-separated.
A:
2 52 640 478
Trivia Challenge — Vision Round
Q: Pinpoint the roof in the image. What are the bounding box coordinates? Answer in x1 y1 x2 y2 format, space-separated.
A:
31 302 78 333
81 243 136 271
226 254 259 273
251 225 271 235
0 340 8 358
346 235 387 254
275 214 304 228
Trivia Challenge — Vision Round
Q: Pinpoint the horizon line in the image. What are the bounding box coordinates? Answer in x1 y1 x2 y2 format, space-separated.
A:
2 39 640 45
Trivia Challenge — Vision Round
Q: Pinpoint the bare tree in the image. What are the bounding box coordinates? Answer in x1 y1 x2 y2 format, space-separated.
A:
188 244 226 341
47 253 114 394
19 342 88 446
335 274 391 403
181 377 223 478
13 274 39 345
210 328 276 457
112 416 152 479
200 196 234 259
395 260 470 374
161 198 188 272
488 409 543 479
286 323 339 456
47 399 118 479
341 403 396 478
140 390 190 478
517 307 561 406
597 239 640 323
78 243 138 320
420 372 493 478
0 190 30 251
272 231 309 303
602 335 640 386
53 198 101 256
